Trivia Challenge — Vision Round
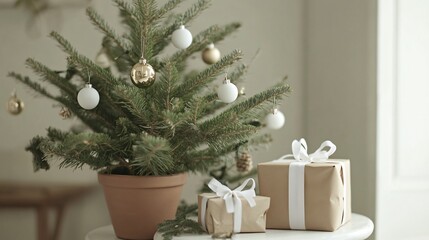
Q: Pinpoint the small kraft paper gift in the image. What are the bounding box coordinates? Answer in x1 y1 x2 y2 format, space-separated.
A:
258 138 351 231
198 178 270 234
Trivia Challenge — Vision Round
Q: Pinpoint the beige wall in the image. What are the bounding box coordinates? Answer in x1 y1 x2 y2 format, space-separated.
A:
0 0 304 239
304 0 377 238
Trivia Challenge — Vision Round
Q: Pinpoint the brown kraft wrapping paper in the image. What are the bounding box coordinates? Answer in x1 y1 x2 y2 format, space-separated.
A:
198 193 270 234
257 159 351 231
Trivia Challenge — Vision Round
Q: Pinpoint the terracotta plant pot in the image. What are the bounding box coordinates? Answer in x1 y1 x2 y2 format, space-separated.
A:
98 173 187 240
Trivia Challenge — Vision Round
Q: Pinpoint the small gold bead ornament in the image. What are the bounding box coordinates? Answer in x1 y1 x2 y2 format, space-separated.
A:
7 91 24 115
239 86 246 96
130 57 156 88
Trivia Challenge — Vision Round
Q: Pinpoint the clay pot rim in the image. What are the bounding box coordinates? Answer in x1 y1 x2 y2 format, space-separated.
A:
98 172 187 189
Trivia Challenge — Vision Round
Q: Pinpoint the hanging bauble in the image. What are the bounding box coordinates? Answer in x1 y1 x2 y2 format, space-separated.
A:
7 92 24 115
77 83 100 110
202 43 221 64
217 79 238 103
236 151 253 173
265 108 285 129
95 49 110 68
130 57 156 88
172 25 193 49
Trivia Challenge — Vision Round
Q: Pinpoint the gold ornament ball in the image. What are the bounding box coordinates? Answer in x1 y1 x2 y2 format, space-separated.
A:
130 58 156 88
7 95 24 115
202 43 221 65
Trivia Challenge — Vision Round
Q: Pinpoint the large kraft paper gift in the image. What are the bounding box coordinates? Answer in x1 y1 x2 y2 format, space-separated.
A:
198 178 270 234
258 139 351 231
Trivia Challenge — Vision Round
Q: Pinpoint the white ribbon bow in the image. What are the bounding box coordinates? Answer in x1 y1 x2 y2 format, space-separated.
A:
277 138 337 162
273 138 345 230
201 178 256 233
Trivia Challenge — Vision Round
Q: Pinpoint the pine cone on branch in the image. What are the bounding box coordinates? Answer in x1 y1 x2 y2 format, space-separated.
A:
236 151 253 173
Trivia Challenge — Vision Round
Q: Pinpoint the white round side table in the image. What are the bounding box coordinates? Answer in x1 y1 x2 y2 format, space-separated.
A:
85 213 374 240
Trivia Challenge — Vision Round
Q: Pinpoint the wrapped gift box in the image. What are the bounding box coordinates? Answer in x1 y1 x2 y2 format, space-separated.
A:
197 178 270 234
198 193 270 234
258 139 351 231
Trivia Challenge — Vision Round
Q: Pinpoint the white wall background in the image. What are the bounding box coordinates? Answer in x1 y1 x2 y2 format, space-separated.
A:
0 0 306 239
377 0 429 239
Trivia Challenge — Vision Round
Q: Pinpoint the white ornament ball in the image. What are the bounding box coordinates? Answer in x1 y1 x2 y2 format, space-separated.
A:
265 109 285 129
95 50 110 68
217 80 238 103
172 25 193 49
202 43 221 64
77 84 100 110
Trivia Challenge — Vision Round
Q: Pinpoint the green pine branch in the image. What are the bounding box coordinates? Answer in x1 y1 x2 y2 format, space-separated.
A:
6 73 114 134
174 0 210 25
185 64 248 124
114 85 151 130
50 31 77 56
101 37 132 73
157 0 184 18
158 110 192 139
146 60 179 111
229 63 248 84
8 72 56 100
202 124 257 153
38 132 116 170
225 81 291 121
46 127 70 141
134 0 157 24
67 54 124 88
168 23 241 67
185 133 272 173
26 136 50 171
114 0 138 22
131 134 175 176
25 58 77 97
158 202 204 240
86 7 131 53
172 49 243 98
200 82 291 132
60 96 116 134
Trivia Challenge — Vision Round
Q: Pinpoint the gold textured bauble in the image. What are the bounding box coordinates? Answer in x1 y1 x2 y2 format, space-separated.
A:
130 58 156 88
59 107 72 119
202 43 221 64
7 94 24 115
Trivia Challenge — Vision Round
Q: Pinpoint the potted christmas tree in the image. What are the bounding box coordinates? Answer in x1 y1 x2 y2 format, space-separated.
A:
9 0 290 239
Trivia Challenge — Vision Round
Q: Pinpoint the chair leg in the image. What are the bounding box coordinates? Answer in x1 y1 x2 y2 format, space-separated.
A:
36 206 49 240
52 205 65 240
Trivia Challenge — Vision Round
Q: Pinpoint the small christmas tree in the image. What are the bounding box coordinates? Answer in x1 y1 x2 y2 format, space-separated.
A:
9 0 290 178
10 0 291 238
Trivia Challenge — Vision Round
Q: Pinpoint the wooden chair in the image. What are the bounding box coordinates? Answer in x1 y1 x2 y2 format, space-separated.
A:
0 182 94 240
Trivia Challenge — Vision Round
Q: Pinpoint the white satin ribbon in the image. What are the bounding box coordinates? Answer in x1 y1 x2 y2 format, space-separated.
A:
274 138 346 230
200 178 256 233
275 138 337 162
